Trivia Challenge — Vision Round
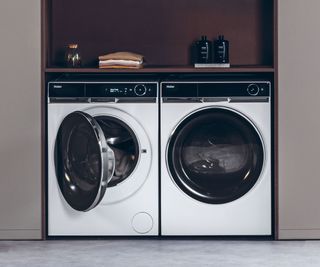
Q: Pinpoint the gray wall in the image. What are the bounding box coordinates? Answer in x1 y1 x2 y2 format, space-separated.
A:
0 0 41 239
279 0 320 239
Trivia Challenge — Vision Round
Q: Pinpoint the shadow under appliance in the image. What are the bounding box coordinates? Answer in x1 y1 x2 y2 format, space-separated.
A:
47 78 159 236
160 80 272 236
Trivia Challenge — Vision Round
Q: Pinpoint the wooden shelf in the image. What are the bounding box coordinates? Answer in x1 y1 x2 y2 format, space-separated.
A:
45 65 274 74
47 0 274 67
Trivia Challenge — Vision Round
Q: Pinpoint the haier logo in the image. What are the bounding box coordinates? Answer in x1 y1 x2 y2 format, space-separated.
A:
53 85 63 89
166 84 175 89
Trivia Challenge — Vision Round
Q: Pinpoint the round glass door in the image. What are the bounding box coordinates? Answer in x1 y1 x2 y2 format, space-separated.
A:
55 111 115 212
167 107 264 204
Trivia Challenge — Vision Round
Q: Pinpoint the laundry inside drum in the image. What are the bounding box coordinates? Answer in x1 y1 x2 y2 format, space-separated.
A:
168 110 264 203
95 116 139 187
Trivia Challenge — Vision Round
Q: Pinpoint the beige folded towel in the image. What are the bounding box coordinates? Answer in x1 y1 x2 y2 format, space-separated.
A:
99 65 142 69
99 52 143 62
99 59 143 66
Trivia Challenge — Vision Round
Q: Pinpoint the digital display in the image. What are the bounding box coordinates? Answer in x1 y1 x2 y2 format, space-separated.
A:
106 87 131 96
109 88 121 93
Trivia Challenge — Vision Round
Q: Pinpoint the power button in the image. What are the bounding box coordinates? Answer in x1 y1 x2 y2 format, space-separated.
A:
134 84 147 96
247 84 260 96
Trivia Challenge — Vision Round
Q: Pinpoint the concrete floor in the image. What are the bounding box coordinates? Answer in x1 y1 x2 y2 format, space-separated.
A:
0 240 320 267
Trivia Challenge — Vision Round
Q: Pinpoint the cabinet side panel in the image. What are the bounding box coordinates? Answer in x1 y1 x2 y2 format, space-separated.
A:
0 0 41 239
279 0 320 239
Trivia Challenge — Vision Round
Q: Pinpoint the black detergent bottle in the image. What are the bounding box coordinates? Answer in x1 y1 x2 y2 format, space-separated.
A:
214 35 229 63
196 36 212 63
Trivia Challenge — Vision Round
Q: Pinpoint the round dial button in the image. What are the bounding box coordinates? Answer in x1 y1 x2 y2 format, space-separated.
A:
247 84 260 96
134 84 147 96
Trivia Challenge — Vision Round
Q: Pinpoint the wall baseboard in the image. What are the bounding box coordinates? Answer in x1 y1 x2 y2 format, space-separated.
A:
279 229 320 240
0 230 41 240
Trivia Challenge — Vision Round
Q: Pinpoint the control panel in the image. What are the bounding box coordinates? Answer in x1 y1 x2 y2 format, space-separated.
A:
162 81 271 98
49 82 158 98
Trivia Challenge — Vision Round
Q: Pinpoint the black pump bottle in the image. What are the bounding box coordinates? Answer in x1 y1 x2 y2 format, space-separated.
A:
196 36 212 63
214 35 229 63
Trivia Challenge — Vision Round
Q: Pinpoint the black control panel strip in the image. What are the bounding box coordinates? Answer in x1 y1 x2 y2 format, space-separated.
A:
48 82 158 98
161 81 271 98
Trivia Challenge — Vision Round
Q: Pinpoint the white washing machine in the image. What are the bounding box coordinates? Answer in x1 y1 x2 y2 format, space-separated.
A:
47 77 158 236
160 80 272 236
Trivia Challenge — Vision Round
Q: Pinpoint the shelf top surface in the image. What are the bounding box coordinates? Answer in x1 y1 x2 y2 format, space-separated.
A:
45 65 274 74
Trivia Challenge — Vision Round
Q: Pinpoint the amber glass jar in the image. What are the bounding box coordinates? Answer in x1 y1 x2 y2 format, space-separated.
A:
65 44 82 67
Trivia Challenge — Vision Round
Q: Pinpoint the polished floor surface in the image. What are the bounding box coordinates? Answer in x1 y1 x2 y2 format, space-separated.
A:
0 240 320 266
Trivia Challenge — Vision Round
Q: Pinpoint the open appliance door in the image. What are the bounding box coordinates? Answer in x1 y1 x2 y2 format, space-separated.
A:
55 111 115 212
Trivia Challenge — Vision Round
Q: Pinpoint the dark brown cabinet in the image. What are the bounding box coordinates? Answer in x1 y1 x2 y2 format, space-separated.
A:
42 0 277 239
43 0 276 72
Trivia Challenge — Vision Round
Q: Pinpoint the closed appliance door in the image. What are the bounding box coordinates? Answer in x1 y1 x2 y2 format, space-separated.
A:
167 107 264 204
55 111 116 212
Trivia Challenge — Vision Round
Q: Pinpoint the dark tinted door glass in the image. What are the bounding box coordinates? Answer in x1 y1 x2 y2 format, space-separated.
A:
55 112 108 211
95 116 139 187
167 108 264 204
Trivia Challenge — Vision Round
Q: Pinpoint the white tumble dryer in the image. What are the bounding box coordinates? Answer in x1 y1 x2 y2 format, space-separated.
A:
160 80 272 236
47 76 159 236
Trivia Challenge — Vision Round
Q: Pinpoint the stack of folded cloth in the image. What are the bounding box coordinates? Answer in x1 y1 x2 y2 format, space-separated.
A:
99 52 144 69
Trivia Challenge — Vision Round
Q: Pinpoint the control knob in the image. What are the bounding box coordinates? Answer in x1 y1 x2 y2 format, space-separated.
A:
134 84 147 96
247 84 260 96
